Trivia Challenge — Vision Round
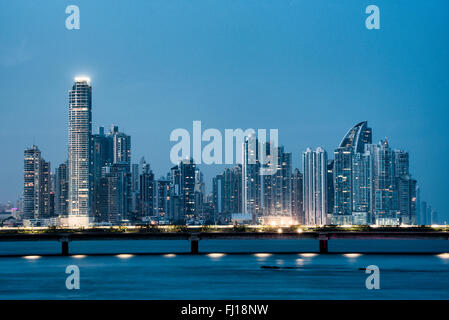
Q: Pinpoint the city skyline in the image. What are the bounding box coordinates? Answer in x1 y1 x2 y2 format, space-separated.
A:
9 77 428 227
0 76 442 226
1 1 448 221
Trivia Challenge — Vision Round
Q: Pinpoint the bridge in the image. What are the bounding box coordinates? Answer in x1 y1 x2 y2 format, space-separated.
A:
0 229 448 257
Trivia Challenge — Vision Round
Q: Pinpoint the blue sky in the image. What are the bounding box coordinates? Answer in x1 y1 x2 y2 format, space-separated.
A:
0 1 448 220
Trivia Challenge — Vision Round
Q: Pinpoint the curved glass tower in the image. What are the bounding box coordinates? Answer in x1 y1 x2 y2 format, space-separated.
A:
333 121 372 225
338 121 372 153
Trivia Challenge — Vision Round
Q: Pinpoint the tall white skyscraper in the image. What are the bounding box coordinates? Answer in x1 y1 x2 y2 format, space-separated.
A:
67 77 92 227
302 147 327 225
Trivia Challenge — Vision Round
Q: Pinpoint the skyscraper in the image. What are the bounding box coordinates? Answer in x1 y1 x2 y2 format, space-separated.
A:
110 163 132 222
109 125 131 167
68 77 92 227
372 139 399 225
131 163 140 215
55 162 69 217
23 145 53 222
291 168 304 224
261 144 292 223
92 127 112 182
397 175 417 225
194 168 205 219
431 209 439 225
326 160 334 217
333 121 372 225
420 201 430 225
415 186 421 224
229 165 243 214
92 127 111 220
394 149 416 225
23 145 42 220
155 178 170 223
242 134 261 223
40 158 53 218
351 151 373 224
213 173 225 223
394 150 409 178
168 159 196 224
94 163 132 224
212 165 243 223
302 147 327 225
139 167 155 221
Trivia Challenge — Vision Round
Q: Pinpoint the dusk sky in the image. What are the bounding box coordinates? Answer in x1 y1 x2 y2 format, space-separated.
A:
0 1 448 220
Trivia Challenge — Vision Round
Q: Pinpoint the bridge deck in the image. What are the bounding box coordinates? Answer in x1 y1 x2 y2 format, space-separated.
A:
0 231 447 256
0 231 448 241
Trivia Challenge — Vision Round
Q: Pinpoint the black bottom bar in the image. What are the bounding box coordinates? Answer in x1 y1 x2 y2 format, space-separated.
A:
0 300 447 319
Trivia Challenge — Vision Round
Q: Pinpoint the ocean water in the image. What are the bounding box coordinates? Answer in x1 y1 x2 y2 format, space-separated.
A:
0 240 448 299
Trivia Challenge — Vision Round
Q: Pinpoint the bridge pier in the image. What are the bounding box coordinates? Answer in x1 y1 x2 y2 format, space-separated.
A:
319 240 328 254
318 234 329 254
59 236 70 256
61 241 69 256
190 234 199 254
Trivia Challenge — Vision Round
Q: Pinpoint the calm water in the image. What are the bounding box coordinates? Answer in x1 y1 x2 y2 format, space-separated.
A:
0 240 449 299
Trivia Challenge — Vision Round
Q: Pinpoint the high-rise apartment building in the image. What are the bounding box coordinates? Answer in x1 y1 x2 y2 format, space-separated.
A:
242 135 261 223
291 168 304 224
394 149 416 225
333 121 372 225
55 162 69 217
95 163 132 224
23 145 51 220
372 139 399 225
326 160 334 217
155 178 170 223
139 168 155 221
262 144 292 223
168 159 196 224
351 151 373 224
302 147 327 225
110 125 131 167
68 77 92 227
213 165 243 223
397 175 417 225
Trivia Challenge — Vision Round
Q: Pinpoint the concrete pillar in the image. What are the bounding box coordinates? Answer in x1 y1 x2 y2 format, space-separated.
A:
61 241 69 256
190 239 199 254
60 235 70 256
319 239 328 254
318 233 329 254
190 234 199 254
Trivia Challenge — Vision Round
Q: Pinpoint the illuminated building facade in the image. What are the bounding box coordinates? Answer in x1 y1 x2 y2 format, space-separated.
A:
68 77 92 227
302 147 327 225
